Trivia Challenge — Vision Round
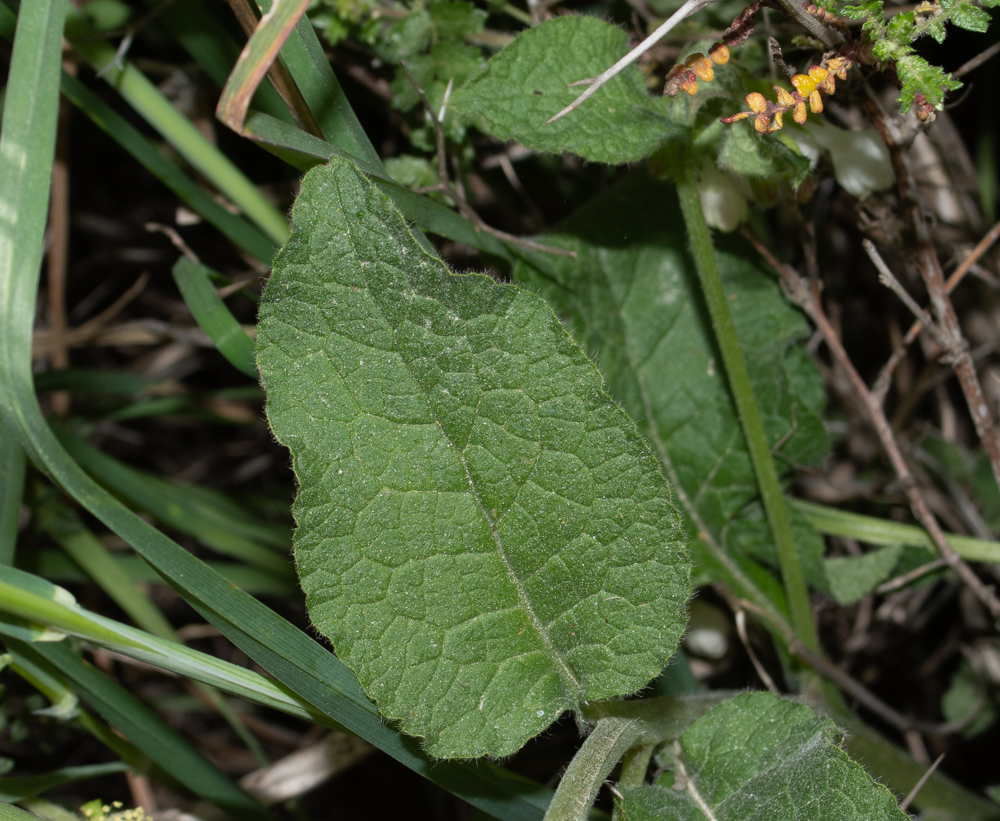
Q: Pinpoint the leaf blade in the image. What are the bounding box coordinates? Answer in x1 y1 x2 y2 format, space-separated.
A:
620 693 908 820
257 157 690 757
451 16 680 164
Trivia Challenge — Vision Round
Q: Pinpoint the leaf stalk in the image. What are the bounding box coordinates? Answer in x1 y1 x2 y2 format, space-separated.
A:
667 141 820 658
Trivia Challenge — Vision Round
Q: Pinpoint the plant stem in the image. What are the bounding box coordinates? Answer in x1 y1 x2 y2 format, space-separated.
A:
611 744 654 821
543 717 640 821
668 141 819 656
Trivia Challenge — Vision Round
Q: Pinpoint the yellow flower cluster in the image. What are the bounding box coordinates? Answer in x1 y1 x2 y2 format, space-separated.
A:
664 44 731 97
721 56 851 133
663 0 757 98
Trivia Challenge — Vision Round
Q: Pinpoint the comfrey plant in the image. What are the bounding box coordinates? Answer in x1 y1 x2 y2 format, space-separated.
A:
1 1 999 820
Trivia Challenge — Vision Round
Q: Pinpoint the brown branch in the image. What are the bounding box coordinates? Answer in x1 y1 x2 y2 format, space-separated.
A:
953 40 1000 79
873 217 1000 401
46 63 74 416
741 230 1000 620
737 598 986 735
860 93 1000 503
400 63 576 259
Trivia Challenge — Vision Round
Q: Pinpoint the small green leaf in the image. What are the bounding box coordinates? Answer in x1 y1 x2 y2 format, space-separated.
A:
823 544 903 604
257 157 690 758
718 120 810 185
841 0 883 20
896 54 961 110
621 692 909 819
950 3 991 31
926 18 947 42
942 656 996 737
451 16 680 164
377 10 433 61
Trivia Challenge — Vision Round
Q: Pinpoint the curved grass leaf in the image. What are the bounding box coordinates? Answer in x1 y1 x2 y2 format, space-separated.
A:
257 156 690 758
172 258 258 379
451 16 682 164
5 638 269 821
0 763 130 803
513 173 827 618
620 692 908 820
0 800 52 821
0 419 25 565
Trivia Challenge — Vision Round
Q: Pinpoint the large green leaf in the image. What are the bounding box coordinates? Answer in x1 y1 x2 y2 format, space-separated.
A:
620 692 908 819
257 157 690 758
450 16 682 164
513 173 828 603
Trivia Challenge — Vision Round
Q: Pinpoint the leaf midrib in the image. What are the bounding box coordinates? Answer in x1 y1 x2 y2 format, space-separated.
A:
333 168 584 702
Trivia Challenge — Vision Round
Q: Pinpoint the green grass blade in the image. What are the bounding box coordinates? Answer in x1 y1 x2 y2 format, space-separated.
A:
172 258 258 378
0 0 65 468
256 0 383 169
793 499 1000 563
0 569 324 724
0 566 552 820
0 800 53 821
66 34 289 245
0 763 130 803
0 419 25 565
4 637 270 820
216 0 310 134
20 550 297 596
35 495 176 638
34 368 164 394
141 0 293 122
0 1 273 263
57 432 293 571
243 111 515 262
58 70 277 263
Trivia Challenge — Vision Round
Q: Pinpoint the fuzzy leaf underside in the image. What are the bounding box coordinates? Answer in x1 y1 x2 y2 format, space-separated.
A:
451 16 681 164
257 158 690 758
621 693 908 820
513 174 828 570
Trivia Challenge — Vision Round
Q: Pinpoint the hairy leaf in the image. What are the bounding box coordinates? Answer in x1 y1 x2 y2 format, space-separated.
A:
513 173 828 580
257 158 690 758
620 692 908 819
451 16 681 164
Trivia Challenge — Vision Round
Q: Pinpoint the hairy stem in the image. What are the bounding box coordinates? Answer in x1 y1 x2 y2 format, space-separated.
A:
668 141 820 658
544 717 640 821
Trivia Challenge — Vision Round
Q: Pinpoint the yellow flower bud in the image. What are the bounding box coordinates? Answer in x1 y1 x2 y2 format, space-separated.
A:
686 53 715 82
746 92 768 113
791 74 817 95
709 43 730 64
774 86 796 106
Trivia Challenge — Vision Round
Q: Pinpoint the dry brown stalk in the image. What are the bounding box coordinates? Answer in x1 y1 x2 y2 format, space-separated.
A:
860 94 1000 501
742 231 1000 620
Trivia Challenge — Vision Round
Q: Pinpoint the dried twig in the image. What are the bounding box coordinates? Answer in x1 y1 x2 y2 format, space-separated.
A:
735 609 780 693
899 754 945 813
737 599 986 735
861 93 1000 500
863 239 949 350
400 63 576 259
743 231 1000 620
47 69 73 416
873 218 1000 402
953 40 1000 79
